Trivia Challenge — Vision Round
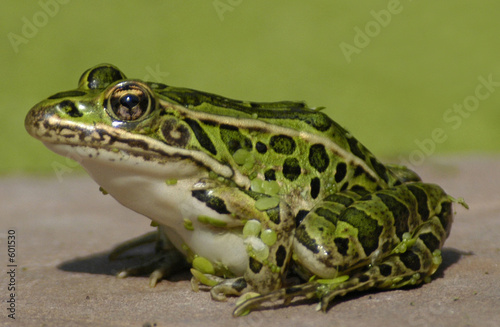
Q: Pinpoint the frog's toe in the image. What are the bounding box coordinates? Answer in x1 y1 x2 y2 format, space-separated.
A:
117 264 166 287
210 283 232 301
210 277 250 301
232 282 319 316
148 267 167 287
190 272 250 302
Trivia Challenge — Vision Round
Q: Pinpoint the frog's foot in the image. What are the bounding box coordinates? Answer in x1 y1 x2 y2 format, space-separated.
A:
232 269 414 316
116 249 188 287
232 276 371 316
110 231 188 287
190 271 250 301
234 239 445 316
232 282 319 316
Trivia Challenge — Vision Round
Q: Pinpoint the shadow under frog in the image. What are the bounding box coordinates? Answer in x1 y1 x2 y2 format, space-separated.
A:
57 240 191 282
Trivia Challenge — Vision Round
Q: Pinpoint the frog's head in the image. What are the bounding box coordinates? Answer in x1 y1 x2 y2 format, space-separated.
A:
25 64 233 179
26 63 159 146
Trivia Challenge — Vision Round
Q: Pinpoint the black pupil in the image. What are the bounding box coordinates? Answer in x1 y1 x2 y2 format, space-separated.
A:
120 94 140 109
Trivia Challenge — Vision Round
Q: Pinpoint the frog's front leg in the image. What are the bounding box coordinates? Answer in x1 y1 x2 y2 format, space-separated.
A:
190 181 295 300
235 183 455 315
110 225 188 287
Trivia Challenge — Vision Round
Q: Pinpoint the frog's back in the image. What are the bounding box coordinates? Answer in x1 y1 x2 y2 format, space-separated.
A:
156 84 339 136
156 84 402 196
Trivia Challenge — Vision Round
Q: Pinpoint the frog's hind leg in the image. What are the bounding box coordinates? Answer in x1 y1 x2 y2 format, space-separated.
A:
234 235 444 316
316 219 450 312
235 183 454 315
110 226 188 287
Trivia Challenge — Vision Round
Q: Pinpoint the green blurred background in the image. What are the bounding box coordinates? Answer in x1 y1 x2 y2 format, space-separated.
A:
1 0 499 175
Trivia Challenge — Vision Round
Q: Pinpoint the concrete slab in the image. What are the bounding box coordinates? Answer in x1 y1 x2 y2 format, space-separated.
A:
1 156 499 327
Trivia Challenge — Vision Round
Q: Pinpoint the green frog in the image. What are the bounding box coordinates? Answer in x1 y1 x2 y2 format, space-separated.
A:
25 64 465 316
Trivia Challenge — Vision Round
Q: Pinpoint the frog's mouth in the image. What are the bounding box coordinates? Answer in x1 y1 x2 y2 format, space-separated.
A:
27 112 177 159
25 112 236 180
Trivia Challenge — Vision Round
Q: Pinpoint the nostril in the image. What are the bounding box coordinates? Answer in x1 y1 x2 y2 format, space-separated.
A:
58 100 83 118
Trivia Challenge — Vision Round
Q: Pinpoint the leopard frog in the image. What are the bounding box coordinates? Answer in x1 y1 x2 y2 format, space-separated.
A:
25 64 463 316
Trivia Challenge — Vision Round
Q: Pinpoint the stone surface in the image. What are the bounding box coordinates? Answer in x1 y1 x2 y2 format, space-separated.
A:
1 156 499 327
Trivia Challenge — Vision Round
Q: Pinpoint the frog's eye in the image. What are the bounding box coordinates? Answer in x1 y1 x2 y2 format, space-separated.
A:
79 64 127 90
106 82 155 121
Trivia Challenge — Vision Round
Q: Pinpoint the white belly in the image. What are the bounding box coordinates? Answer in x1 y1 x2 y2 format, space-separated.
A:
47 144 249 276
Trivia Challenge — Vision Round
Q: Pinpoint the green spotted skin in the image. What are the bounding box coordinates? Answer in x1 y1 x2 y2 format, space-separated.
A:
25 64 458 316
152 87 401 199
293 183 452 280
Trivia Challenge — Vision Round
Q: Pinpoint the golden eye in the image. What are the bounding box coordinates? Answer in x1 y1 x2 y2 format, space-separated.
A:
106 82 155 121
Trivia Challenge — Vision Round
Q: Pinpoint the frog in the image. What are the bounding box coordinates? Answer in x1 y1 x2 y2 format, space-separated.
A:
25 64 466 316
